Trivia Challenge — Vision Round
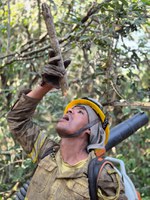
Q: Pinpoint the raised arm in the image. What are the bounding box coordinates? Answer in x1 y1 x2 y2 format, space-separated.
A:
27 83 53 99
7 50 71 163
7 83 59 163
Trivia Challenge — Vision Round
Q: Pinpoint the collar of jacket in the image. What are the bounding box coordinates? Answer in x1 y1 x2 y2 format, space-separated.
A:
55 150 96 178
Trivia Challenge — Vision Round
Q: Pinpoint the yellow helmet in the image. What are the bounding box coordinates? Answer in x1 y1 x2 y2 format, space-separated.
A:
64 97 110 145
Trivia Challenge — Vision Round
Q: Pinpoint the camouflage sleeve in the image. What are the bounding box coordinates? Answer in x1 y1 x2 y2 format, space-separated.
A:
7 93 59 163
97 163 128 200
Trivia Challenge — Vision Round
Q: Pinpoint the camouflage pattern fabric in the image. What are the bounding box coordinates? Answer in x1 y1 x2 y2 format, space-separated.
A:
7 93 127 200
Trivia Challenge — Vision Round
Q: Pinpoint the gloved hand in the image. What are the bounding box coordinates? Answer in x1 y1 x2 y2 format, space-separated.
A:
41 49 71 88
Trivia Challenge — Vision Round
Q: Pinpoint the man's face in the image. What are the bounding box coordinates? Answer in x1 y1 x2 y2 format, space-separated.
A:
56 106 89 137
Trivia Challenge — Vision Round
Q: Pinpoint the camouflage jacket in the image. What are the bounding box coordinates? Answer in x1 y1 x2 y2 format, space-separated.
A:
7 93 127 200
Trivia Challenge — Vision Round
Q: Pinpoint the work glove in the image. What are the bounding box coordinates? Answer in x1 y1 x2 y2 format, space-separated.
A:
41 49 71 88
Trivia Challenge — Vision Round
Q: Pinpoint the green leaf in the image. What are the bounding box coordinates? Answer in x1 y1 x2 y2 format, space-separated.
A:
141 0 150 5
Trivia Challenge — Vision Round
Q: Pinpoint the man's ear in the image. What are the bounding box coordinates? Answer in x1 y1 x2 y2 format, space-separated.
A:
85 129 91 135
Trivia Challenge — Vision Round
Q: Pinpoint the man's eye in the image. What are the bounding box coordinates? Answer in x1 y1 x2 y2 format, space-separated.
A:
78 110 84 114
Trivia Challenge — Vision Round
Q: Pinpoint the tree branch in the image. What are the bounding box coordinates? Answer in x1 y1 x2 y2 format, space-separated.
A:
7 0 11 55
0 54 45 69
37 0 41 37
42 3 68 95
0 0 113 68
103 101 150 109
110 80 126 100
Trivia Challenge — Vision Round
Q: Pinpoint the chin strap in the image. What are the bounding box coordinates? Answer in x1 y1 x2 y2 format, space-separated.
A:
61 118 100 138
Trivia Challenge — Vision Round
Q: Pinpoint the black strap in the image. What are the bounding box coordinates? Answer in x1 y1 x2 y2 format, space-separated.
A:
102 118 109 130
61 118 100 138
88 157 107 200
41 147 55 159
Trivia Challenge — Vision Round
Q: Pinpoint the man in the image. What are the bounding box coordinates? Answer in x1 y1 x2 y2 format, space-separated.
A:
7 51 127 200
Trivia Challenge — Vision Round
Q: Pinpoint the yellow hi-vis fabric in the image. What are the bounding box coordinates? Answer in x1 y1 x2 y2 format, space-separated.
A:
61 157 88 173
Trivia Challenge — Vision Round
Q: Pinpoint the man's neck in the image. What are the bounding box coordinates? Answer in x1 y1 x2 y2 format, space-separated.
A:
60 138 88 165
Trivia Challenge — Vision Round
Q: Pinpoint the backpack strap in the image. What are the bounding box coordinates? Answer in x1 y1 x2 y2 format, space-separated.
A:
41 147 56 160
88 157 114 200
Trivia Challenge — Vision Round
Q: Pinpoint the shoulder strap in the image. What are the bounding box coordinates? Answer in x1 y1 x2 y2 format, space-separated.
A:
41 147 56 160
88 157 113 200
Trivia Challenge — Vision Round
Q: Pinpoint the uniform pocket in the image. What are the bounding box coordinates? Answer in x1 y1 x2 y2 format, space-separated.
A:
66 178 90 199
31 156 57 193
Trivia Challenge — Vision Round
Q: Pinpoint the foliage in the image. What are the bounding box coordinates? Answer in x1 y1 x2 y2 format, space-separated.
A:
0 0 150 199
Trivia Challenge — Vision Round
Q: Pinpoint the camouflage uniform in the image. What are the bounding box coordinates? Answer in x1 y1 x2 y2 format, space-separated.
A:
7 93 127 200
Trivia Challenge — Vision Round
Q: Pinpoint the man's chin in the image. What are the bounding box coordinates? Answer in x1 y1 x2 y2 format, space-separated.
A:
56 126 66 137
57 132 66 138
56 129 73 138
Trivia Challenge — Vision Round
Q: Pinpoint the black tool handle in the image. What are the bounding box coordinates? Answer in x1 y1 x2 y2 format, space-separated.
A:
106 112 149 151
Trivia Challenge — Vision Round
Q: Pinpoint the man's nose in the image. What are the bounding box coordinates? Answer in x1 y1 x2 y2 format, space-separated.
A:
67 108 73 114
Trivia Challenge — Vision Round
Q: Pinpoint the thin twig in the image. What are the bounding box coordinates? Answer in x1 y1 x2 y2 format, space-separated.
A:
0 0 113 67
0 160 23 172
7 0 11 55
110 80 126 100
103 101 150 109
0 54 45 69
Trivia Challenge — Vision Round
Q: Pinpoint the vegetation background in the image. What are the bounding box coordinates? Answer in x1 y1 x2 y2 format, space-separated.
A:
0 0 150 199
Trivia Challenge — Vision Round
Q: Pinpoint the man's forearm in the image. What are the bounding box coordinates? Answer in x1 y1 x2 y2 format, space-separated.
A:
27 83 54 99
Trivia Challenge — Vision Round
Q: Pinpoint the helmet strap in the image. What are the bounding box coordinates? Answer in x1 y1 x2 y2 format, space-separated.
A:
61 118 100 138
102 118 109 130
